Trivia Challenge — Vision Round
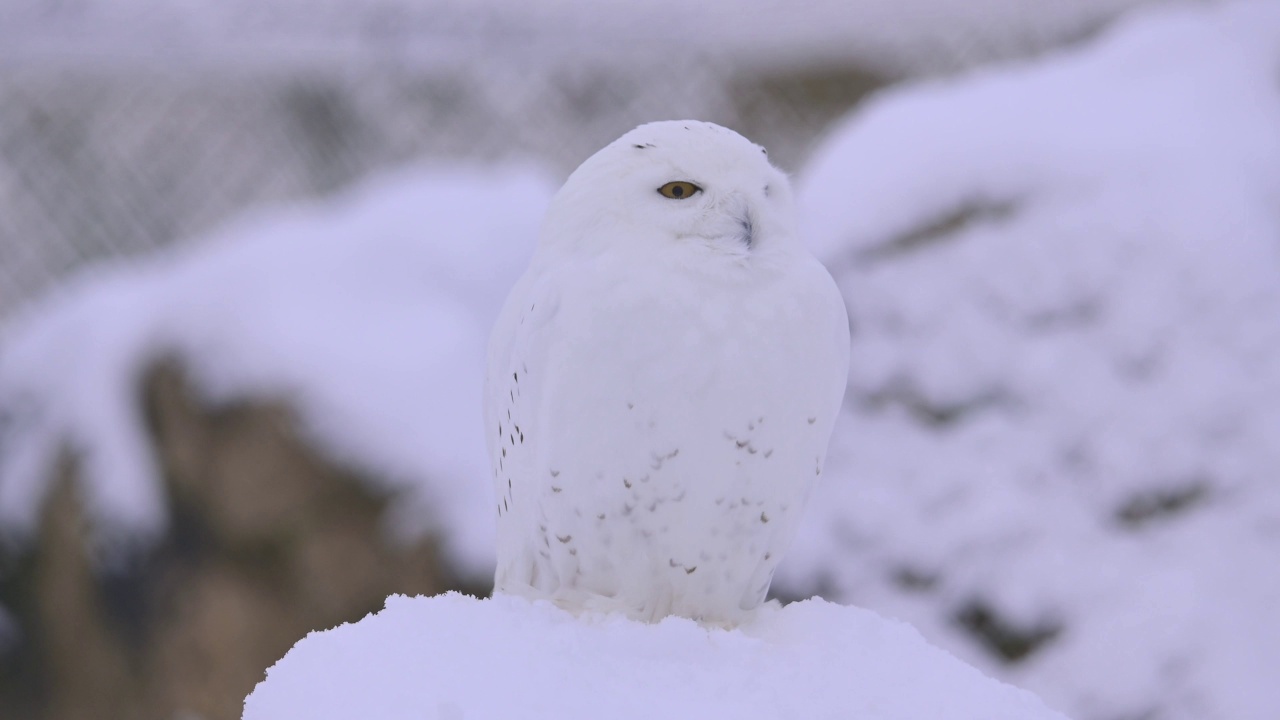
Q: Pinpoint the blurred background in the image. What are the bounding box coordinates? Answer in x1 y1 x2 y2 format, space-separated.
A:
1 1 1278 719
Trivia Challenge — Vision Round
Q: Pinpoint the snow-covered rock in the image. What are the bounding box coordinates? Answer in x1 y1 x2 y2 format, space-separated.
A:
243 593 1069 720
0 163 557 573
783 3 1280 720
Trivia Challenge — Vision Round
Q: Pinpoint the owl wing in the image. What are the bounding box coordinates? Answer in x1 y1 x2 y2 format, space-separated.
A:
484 264 563 593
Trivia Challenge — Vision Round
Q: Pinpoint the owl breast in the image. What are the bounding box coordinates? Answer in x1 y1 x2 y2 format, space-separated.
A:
488 249 848 626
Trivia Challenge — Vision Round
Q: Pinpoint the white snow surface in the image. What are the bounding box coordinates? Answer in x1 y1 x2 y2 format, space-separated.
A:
784 3 1280 720
0 163 556 572
243 592 1069 720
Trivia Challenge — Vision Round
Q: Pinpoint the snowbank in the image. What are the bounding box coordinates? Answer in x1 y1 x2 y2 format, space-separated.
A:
244 593 1069 720
0 163 557 572
785 3 1280 720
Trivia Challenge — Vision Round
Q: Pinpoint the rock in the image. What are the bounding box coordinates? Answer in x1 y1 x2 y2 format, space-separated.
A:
0 360 474 720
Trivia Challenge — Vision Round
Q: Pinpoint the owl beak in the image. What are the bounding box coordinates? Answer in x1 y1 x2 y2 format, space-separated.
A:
726 192 756 249
735 205 756 249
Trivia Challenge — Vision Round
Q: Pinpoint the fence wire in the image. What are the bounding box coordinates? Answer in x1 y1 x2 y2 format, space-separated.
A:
0 57 881 321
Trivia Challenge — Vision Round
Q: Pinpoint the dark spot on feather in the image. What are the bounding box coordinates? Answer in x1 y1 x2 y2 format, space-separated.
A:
557 534 572 543
623 478 632 489
808 416 817 424
550 469 560 477
760 511 770 523
685 566 697 575
551 486 562 493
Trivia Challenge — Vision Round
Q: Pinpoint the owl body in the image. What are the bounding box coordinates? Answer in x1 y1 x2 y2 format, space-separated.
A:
486 121 848 625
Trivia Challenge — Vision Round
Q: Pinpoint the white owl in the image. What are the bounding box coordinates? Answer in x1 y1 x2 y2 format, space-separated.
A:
485 120 849 626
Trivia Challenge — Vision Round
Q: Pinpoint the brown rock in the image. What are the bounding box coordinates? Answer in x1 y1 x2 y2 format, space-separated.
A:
1 359 483 720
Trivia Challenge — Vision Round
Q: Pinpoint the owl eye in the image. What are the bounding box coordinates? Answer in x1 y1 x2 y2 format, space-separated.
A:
657 181 702 200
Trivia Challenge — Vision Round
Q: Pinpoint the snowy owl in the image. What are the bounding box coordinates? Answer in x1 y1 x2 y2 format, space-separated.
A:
485 120 849 626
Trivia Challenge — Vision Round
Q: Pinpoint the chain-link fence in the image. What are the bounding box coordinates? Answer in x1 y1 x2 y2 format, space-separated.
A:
0 54 886 322
0 0 1169 323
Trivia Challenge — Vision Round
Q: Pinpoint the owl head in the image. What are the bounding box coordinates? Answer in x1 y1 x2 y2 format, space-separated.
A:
538 121 798 260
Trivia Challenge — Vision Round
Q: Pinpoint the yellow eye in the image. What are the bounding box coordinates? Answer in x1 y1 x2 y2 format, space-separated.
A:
657 181 702 199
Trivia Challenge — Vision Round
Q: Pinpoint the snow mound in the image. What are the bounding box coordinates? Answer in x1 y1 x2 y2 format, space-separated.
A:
784 3 1280 720
0 163 557 573
244 593 1068 720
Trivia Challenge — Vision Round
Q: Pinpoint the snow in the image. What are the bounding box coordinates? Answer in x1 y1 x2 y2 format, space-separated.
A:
243 592 1069 720
0 163 557 572
782 3 1280 720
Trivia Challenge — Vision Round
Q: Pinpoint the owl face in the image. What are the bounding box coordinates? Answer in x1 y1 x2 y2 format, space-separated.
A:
540 121 797 259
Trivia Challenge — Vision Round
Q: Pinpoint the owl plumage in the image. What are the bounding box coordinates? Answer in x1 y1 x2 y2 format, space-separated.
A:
485 121 849 626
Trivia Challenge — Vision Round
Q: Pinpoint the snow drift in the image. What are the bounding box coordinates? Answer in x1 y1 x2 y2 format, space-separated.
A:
0 163 557 572
243 592 1069 720
784 3 1280 720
